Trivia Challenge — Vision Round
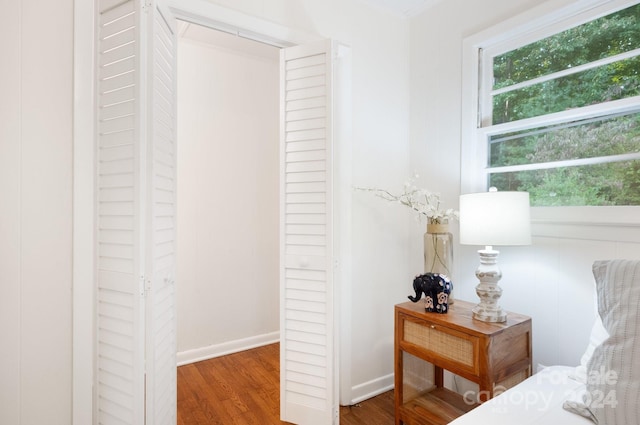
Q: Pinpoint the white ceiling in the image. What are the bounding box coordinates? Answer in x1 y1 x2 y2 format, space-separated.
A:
359 0 446 17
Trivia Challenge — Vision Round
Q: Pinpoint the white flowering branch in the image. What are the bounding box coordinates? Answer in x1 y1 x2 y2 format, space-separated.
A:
355 174 459 224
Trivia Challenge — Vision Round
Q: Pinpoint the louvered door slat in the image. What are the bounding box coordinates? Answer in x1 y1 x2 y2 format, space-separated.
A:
101 58 137 81
101 26 136 52
101 43 137 67
101 11 136 38
100 172 134 188
100 72 136 95
101 101 136 123
101 0 134 21
281 40 336 425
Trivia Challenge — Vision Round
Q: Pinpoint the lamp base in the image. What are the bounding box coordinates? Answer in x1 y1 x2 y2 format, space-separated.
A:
472 248 507 323
472 303 507 323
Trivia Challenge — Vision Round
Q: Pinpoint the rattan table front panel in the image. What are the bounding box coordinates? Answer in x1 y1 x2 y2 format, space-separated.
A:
403 318 476 369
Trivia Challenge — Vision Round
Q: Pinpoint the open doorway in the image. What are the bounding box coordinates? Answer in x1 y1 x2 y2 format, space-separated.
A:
175 22 281 366
174 20 283 421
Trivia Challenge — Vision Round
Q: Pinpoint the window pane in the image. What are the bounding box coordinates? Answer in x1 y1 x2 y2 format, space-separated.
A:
489 112 640 167
493 3 640 89
492 56 640 124
489 160 640 206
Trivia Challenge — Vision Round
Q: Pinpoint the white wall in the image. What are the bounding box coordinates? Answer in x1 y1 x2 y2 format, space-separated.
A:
0 0 73 424
176 25 281 363
409 0 640 371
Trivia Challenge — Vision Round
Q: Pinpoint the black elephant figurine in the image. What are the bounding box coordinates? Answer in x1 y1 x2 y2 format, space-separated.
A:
408 273 452 313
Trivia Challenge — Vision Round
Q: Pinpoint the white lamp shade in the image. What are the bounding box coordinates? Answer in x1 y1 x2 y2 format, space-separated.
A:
459 191 532 246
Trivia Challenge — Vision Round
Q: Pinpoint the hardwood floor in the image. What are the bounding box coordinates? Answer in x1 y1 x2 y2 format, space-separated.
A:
177 343 395 425
339 391 396 425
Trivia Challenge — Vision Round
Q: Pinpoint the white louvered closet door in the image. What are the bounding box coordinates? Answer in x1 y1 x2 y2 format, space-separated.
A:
96 1 145 423
144 2 177 425
281 40 338 425
96 1 177 424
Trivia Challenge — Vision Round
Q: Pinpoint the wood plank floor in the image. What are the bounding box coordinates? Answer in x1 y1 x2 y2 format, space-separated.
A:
177 343 395 425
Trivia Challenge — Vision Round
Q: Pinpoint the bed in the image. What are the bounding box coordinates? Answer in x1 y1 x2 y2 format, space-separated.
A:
449 365 591 424
450 259 640 425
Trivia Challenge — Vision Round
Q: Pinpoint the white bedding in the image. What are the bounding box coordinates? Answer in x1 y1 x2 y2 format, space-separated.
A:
449 366 593 425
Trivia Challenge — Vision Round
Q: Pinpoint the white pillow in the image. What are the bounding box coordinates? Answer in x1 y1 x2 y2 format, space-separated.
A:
564 260 640 424
572 315 609 384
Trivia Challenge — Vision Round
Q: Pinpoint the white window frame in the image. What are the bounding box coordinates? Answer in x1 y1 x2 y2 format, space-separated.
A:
461 0 640 241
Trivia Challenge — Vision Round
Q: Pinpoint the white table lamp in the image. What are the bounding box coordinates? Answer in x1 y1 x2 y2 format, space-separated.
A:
459 188 531 322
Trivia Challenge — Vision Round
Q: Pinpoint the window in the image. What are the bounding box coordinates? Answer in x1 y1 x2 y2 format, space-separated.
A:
463 0 640 209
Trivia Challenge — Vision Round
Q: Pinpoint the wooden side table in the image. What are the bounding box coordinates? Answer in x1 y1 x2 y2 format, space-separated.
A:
394 299 532 425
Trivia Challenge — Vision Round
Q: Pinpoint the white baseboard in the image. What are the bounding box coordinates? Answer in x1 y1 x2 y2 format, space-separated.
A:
176 331 280 366
346 373 395 405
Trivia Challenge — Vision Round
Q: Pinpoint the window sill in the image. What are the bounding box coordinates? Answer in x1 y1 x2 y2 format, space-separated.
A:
531 206 640 242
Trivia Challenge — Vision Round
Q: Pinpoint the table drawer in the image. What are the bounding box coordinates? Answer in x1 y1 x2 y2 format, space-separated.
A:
402 317 478 374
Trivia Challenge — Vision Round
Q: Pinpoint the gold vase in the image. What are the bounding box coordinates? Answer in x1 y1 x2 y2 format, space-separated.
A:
424 222 454 303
